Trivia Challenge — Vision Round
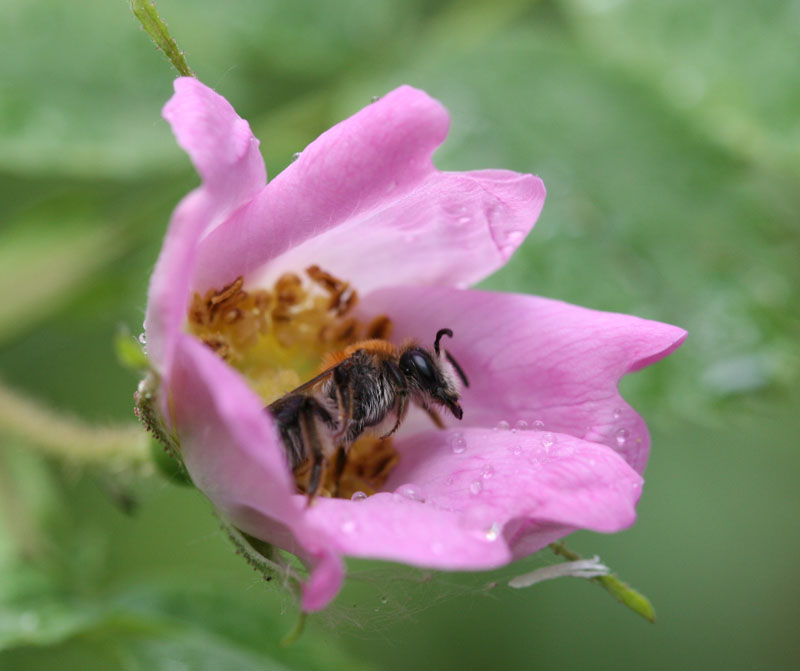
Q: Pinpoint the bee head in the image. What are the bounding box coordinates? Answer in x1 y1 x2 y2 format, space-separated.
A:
399 329 469 420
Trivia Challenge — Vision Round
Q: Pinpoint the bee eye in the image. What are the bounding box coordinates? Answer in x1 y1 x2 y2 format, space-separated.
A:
409 351 436 384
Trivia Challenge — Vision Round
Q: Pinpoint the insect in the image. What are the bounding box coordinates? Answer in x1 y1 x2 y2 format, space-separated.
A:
267 328 469 501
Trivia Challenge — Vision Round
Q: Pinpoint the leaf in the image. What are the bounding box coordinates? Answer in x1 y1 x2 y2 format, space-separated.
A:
0 579 374 671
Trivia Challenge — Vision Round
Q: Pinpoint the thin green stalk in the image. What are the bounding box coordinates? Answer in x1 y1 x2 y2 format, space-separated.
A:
130 0 195 77
0 378 150 471
550 542 657 623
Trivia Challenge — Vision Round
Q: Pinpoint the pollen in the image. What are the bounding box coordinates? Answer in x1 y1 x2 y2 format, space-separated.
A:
294 437 399 499
187 266 397 498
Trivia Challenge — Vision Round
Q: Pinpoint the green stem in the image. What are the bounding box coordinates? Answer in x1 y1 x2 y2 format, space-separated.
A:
130 0 195 77
0 378 150 471
549 542 657 623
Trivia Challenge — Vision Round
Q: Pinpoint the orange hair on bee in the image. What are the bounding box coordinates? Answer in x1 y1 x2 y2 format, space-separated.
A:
319 338 398 370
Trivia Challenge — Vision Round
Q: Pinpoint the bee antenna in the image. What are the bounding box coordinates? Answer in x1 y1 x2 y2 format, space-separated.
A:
434 328 453 355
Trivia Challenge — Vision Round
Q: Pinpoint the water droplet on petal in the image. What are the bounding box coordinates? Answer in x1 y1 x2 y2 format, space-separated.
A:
532 420 545 431
292 151 301 161
616 428 630 447
613 407 624 420
450 432 466 454
542 432 555 447
138 332 147 345
351 491 368 502
380 595 388 604
512 444 523 456
495 420 510 431
371 95 380 103
484 522 501 542
481 465 494 479
395 483 425 502
503 229 525 244
469 480 483 495
514 420 529 431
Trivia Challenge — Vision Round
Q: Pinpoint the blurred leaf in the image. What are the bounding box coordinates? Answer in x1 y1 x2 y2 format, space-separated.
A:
0 580 373 671
558 0 800 176
0 223 127 346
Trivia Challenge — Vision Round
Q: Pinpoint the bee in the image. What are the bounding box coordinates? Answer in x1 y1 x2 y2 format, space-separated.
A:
267 328 469 500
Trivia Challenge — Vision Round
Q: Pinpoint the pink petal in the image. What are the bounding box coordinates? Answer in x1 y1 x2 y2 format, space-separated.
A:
191 87 544 292
168 334 342 611
246 169 545 293
305 428 642 569
145 78 266 371
357 287 687 473
163 78 266 206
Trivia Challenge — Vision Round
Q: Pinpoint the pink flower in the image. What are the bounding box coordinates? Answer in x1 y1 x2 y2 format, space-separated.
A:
143 78 686 612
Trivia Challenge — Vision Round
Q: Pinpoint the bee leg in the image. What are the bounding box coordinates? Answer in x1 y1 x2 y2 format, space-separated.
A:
332 363 354 442
299 398 327 505
381 360 408 439
331 445 348 497
422 405 445 429
381 392 408 439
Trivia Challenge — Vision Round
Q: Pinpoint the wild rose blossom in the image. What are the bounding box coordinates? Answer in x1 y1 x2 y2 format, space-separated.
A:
142 77 686 612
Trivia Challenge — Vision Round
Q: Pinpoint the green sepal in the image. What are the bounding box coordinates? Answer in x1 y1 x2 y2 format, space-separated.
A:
148 438 192 487
115 327 150 372
550 543 656 623
592 574 656 623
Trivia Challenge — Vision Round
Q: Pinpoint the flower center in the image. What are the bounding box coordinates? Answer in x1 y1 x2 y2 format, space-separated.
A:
187 266 397 499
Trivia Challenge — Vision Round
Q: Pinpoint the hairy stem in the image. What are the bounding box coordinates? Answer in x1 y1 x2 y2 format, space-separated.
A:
0 378 150 471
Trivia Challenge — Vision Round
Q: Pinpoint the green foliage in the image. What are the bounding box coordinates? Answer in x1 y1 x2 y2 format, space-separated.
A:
1 0 799 669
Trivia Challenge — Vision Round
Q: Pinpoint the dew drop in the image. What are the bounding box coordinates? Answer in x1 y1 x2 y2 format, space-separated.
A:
380 595 388 605
481 465 494 479
395 483 425 502
469 480 483 495
292 151 301 161
137 332 147 345
532 420 545 431
494 420 511 431
615 428 630 447
514 420 529 431
484 522 501 542
512 444 523 456
351 491 368 502
371 95 381 103
613 407 624 420
542 432 555 447
450 432 467 454
341 520 357 534
503 229 525 244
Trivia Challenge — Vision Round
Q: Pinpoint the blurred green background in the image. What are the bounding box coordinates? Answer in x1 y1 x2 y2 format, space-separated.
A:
1 0 798 669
